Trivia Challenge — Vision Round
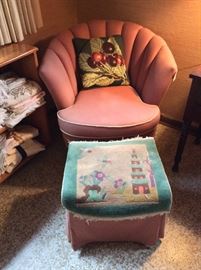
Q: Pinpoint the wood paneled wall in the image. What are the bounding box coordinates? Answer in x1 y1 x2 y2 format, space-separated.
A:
77 0 201 121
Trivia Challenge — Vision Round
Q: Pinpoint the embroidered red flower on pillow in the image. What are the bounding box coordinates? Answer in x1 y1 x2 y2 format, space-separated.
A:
73 36 130 89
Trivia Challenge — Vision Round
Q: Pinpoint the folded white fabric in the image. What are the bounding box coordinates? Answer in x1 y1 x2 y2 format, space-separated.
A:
3 149 22 174
2 79 42 107
20 139 45 156
0 72 46 129
0 133 6 175
7 78 26 91
4 139 45 173
0 108 8 126
6 99 46 128
0 125 44 175
3 139 45 174
5 125 39 154
0 80 9 105
9 91 45 111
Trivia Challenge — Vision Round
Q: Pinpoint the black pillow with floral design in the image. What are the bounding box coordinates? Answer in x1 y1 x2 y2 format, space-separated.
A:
73 36 130 89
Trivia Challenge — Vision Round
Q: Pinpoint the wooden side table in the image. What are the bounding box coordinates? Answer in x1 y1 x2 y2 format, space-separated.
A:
172 66 201 172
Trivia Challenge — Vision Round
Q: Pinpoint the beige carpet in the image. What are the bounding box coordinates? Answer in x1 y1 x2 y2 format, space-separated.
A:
0 124 201 270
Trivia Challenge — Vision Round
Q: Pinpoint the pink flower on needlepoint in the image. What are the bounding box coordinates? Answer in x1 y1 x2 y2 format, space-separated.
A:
114 178 124 188
95 171 105 181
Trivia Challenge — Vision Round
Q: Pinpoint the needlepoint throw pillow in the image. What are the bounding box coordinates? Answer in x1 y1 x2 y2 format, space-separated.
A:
73 36 130 89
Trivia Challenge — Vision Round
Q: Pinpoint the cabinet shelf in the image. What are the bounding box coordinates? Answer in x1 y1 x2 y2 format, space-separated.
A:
0 104 48 142
0 43 38 68
0 43 51 183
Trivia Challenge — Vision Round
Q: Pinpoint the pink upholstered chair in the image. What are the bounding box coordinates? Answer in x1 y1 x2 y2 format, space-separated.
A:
39 20 177 141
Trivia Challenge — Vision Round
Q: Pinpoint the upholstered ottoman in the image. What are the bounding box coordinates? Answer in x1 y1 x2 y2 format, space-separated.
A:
61 138 172 250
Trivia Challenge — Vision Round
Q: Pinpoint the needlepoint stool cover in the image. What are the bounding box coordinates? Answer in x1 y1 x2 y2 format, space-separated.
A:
61 138 172 218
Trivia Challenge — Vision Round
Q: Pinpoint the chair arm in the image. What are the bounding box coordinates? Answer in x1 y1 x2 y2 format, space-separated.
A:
140 44 177 105
129 32 177 106
39 44 77 110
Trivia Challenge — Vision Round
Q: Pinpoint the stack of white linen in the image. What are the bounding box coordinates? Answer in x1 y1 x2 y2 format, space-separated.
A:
0 79 9 129
0 134 6 175
0 72 46 128
0 125 45 175
0 108 7 129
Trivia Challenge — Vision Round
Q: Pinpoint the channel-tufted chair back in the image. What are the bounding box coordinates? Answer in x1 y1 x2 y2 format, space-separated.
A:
40 20 177 141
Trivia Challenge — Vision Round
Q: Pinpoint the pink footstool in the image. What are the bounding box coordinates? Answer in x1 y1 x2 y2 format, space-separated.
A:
61 138 172 250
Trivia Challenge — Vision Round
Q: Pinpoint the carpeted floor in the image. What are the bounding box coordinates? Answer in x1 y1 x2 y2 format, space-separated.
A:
0 124 201 270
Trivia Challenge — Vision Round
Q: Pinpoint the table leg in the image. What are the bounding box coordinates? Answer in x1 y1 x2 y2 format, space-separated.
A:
194 124 201 145
172 121 191 172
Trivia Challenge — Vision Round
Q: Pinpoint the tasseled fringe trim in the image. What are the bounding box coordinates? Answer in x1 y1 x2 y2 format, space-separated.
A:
69 136 153 144
67 210 170 223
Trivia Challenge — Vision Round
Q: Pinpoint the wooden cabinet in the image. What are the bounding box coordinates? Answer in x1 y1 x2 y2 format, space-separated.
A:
0 43 50 183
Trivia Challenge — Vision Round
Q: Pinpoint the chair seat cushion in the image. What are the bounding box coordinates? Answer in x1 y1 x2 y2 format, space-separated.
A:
57 86 160 140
